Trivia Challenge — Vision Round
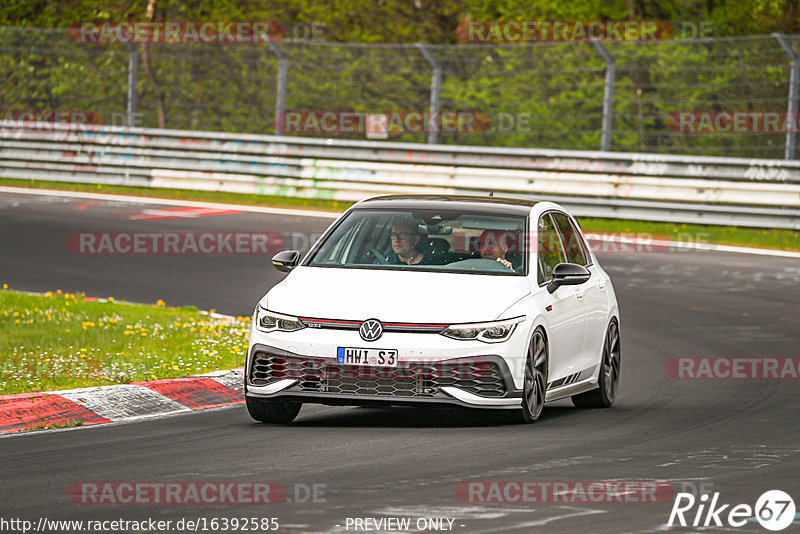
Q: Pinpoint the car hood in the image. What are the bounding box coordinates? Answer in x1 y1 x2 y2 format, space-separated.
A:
262 266 531 324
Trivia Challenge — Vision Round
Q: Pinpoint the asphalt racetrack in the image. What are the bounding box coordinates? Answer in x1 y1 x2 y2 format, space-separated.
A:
1 188 799 533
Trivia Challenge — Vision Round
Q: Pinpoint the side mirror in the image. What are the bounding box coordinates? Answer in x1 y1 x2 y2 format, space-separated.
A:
272 250 301 273
547 263 590 294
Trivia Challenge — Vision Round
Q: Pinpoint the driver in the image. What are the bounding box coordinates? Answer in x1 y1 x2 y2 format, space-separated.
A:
387 219 429 265
479 229 514 270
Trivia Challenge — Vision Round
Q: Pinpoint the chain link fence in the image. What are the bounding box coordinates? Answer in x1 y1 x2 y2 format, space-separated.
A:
1 26 799 159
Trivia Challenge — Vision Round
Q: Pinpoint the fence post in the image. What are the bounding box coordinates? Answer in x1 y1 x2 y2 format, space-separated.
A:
415 43 442 144
592 40 617 152
773 33 799 160
592 40 616 152
125 43 138 128
269 42 289 135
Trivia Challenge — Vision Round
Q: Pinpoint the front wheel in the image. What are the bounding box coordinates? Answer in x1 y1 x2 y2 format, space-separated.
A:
518 329 548 423
572 319 620 409
246 397 302 424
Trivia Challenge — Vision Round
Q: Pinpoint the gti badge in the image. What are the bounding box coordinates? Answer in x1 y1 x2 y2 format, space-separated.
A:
359 319 383 341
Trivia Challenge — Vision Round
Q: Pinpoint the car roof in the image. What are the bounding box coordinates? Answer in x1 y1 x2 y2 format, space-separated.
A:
354 194 541 216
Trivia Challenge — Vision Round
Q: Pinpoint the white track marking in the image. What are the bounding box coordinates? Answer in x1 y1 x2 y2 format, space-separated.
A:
58 384 190 420
200 369 245 393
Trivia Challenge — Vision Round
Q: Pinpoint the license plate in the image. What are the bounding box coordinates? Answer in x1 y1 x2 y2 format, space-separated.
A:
336 347 398 367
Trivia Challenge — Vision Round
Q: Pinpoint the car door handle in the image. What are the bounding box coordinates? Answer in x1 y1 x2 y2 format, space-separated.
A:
575 289 585 300
598 280 607 290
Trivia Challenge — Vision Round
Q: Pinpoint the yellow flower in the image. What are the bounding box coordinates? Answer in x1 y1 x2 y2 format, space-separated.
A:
156 299 165 306
108 297 114 302
2 284 6 289
65 329 70 333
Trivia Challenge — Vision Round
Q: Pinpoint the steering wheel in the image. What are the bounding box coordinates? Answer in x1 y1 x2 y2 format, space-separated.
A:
370 246 389 265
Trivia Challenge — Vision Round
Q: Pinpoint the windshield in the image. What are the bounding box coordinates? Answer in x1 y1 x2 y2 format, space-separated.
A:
306 208 528 275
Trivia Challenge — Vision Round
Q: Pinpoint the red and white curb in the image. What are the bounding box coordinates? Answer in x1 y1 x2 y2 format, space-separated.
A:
0 368 244 434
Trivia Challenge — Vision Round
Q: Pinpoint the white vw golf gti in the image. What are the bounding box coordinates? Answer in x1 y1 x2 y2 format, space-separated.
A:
245 195 620 424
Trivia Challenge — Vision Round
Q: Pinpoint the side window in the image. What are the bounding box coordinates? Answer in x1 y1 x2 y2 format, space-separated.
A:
551 212 589 266
568 216 592 266
538 213 566 284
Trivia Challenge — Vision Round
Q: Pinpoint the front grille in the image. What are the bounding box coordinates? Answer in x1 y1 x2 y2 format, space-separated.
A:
249 352 507 398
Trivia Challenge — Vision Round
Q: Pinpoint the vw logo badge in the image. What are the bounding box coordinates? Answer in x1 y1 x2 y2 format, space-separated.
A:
359 319 383 342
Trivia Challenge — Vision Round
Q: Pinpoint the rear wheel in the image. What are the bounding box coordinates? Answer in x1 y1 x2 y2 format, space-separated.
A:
518 329 548 423
572 319 620 408
246 397 302 424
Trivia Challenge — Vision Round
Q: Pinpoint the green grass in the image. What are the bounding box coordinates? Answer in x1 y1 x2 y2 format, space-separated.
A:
579 218 800 252
0 288 250 396
0 177 351 213
19 420 84 432
1 177 798 251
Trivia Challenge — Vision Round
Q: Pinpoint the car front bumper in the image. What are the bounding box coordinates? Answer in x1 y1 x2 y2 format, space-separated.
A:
244 342 523 410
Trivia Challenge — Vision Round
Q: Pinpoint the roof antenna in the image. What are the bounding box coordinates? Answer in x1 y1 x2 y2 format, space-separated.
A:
488 191 494 197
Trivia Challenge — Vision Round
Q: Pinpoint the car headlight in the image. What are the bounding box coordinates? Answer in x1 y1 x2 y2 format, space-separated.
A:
440 316 525 343
255 307 305 333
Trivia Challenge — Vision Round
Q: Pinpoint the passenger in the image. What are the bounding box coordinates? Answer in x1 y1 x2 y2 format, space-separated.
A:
387 220 429 265
479 229 514 270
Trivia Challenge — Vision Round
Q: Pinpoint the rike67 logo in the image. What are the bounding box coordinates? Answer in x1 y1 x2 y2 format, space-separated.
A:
668 490 796 531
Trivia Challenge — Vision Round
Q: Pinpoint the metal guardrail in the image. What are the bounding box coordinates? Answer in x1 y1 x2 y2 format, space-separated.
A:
1 123 799 229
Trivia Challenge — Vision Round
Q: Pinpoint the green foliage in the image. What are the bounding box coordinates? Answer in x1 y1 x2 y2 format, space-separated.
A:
0 2 797 157
1 0 798 40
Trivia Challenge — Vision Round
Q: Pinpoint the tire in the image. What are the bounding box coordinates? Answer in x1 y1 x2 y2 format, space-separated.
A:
572 319 620 409
518 328 548 423
246 396 302 424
